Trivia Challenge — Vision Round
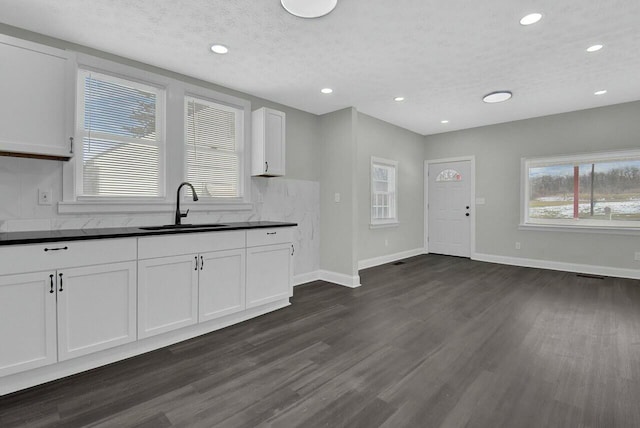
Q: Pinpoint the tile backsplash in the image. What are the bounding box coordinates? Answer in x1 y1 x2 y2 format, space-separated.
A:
0 156 319 277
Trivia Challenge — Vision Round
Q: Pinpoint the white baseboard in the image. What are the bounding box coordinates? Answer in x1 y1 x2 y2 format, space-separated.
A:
473 252 640 280
318 270 361 288
358 247 425 270
293 270 321 286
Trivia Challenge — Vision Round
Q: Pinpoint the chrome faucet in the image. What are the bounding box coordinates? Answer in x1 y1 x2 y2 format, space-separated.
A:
175 182 199 225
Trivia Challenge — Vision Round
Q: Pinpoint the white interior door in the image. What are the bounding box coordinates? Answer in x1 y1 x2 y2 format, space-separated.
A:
428 160 472 257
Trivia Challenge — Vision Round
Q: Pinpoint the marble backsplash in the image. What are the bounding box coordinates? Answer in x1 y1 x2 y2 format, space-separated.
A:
0 157 319 277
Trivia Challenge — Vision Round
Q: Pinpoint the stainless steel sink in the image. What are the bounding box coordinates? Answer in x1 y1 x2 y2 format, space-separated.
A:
139 223 227 231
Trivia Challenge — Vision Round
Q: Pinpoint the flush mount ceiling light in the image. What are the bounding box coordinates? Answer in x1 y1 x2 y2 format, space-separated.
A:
210 44 228 54
441 120 449 124
483 91 512 103
594 89 607 95
520 12 542 25
281 0 337 18
394 97 405 102
320 88 333 94
587 44 603 52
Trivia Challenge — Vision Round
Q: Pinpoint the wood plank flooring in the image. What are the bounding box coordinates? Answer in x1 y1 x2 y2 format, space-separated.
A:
2 254 640 427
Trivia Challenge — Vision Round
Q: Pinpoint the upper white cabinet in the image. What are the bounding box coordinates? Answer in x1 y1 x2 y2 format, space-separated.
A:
0 35 75 160
252 107 286 176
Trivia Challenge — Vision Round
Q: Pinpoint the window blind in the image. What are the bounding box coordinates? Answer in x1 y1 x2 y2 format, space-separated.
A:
185 96 241 198
78 70 163 198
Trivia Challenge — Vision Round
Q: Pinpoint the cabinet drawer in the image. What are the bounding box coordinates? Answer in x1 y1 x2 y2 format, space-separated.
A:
0 238 137 276
246 227 294 247
138 230 245 259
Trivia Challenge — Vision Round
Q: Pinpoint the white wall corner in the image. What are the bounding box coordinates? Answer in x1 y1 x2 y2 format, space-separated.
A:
472 252 640 280
358 247 425 270
293 270 321 286
318 270 362 288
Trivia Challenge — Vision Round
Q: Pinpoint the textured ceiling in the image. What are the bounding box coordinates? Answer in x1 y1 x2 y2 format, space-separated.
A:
1 0 640 135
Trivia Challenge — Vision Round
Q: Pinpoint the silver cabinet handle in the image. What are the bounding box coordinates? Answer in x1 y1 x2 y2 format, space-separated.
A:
44 246 68 252
194 256 198 271
291 244 295 256
267 232 277 235
200 255 204 270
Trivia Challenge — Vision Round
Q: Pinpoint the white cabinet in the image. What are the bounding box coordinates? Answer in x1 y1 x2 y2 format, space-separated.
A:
0 272 57 378
137 255 199 339
0 35 75 160
56 262 137 361
137 231 246 337
0 239 137 377
246 228 294 309
199 248 246 322
252 107 286 176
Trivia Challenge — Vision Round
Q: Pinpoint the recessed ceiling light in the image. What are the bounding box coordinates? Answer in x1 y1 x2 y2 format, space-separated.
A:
586 44 603 52
281 0 337 18
320 88 333 94
483 91 512 103
520 13 542 26
441 120 449 124
594 90 607 95
394 97 405 102
210 44 228 54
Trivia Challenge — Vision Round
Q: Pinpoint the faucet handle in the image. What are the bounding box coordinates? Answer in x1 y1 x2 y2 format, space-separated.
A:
181 208 190 218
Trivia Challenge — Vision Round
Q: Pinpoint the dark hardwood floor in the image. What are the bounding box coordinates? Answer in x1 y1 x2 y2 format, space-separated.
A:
2 254 640 427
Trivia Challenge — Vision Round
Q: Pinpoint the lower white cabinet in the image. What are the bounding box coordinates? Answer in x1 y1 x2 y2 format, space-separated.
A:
0 272 57 377
57 262 137 361
199 248 246 322
0 260 137 377
246 243 293 309
137 255 199 339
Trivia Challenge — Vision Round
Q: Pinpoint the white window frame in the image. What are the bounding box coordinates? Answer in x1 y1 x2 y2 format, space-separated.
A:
370 156 399 228
61 54 252 214
74 68 166 201
521 149 640 233
183 91 246 202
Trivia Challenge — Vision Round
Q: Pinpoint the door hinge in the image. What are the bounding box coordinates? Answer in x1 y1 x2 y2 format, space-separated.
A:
69 137 74 154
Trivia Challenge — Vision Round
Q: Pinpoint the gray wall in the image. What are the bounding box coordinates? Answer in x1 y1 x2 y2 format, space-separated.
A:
318 108 359 277
357 113 425 261
424 101 640 270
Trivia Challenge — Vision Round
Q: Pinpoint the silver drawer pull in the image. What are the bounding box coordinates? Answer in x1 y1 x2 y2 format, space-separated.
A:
267 232 277 235
44 246 68 252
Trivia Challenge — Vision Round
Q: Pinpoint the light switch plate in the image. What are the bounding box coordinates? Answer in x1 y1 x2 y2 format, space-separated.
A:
38 189 52 206
476 197 486 205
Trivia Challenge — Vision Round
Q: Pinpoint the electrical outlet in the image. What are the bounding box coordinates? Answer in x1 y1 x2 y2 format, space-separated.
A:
635 252 640 261
515 242 521 250
38 189 52 206
385 239 389 247
334 193 341 203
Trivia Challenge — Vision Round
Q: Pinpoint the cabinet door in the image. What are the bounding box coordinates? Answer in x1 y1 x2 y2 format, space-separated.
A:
56 262 137 361
138 255 198 339
264 109 286 176
0 35 74 159
0 272 57 377
199 248 246 322
246 243 293 309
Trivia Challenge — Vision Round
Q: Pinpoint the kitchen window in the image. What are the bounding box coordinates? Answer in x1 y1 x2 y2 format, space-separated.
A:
184 96 244 199
521 150 640 230
75 69 165 199
371 157 398 227
61 54 252 213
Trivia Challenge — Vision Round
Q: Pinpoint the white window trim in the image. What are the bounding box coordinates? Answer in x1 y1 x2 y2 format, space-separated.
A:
183 86 250 203
370 156 399 227
520 148 640 232
61 54 252 214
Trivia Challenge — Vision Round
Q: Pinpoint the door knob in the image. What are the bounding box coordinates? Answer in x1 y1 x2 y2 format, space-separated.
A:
466 206 470 209
465 213 470 217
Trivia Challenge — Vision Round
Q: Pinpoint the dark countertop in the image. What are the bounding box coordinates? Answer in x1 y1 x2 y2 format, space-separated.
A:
0 221 297 246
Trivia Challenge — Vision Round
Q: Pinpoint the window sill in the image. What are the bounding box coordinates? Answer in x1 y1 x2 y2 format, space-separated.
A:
58 201 253 215
370 222 399 230
519 223 640 236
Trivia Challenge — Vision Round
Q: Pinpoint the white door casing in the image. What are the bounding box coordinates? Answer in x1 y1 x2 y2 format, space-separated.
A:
426 158 474 257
